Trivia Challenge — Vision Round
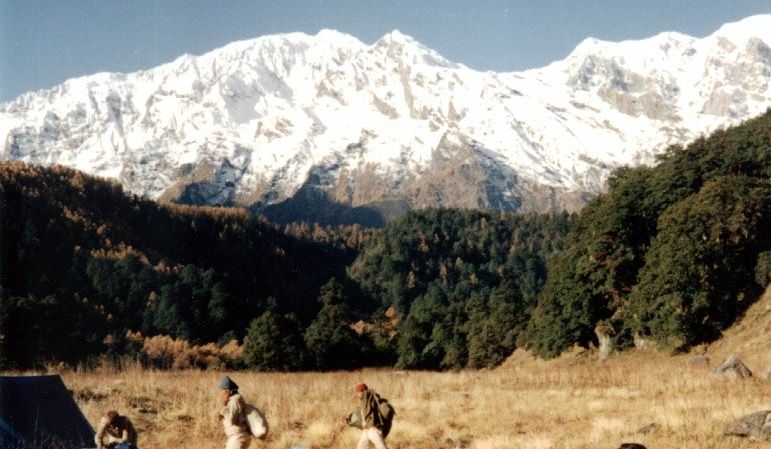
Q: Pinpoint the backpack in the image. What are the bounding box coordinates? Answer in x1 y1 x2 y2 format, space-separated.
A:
377 396 395 438
244 403 268 440
346 395 396 437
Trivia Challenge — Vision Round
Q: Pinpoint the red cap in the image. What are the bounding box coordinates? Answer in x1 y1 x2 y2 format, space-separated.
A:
354 383 368 393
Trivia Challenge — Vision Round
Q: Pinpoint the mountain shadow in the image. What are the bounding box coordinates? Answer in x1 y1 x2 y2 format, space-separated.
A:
256 178 390 227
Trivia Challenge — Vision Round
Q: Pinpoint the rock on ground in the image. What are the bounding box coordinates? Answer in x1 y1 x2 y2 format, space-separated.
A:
712 355 753 378
724 410 771 441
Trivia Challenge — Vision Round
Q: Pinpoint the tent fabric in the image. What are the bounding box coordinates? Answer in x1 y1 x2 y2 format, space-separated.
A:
0 427 18 448
0 375 95 449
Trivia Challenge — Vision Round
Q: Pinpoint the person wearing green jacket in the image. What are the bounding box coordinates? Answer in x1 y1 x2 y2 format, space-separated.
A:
350 383 391 449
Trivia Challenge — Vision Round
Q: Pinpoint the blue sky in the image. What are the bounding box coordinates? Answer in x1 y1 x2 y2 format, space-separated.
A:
1 0 769 102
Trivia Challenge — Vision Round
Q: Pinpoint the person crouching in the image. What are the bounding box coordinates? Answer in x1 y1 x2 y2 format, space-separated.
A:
95 410 138 449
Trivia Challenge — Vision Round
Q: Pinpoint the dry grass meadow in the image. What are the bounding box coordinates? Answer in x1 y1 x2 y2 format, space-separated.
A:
54 350 768 449
54 348 768 449
13 289 771 449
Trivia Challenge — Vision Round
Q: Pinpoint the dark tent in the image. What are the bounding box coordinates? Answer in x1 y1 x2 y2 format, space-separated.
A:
0 375 94 449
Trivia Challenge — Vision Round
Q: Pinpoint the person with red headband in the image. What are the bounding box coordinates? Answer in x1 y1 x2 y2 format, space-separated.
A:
347 383 394 449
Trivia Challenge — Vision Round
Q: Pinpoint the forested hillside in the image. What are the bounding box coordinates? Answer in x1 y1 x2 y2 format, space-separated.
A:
0 163 368 368
528 109 771 357
0 164 572 370
349 209 574 369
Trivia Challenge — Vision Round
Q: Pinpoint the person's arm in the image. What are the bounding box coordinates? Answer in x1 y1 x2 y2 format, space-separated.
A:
118 427 129 443
217 390 230 421
232 395 246 425
360 395 371 428
127 419 138 445
94 418 108 449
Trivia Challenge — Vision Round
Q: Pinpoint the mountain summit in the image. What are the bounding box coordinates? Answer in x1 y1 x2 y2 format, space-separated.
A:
3 16 771 224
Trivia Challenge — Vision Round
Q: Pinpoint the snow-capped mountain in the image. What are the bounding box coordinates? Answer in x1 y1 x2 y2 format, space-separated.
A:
2 15 771 224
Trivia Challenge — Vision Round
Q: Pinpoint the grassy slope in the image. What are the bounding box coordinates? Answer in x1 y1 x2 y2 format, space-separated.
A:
706 284 771 374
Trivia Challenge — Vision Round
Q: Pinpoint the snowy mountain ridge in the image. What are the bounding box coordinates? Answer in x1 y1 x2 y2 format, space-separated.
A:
2 15 771 224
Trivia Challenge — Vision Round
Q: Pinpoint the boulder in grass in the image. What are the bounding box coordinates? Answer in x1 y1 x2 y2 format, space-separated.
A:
712 355 753 379
685 354 710 367
617 444 647 449
724 410 771 441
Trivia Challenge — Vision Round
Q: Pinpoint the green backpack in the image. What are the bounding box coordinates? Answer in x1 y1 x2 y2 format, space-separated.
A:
377 397 395 437
346 396 396 437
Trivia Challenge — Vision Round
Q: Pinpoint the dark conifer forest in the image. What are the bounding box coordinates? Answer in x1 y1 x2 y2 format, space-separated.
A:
527 109 771 357
0 162 571 370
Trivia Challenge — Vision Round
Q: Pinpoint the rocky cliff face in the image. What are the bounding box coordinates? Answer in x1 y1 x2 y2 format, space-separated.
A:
2 16 770 224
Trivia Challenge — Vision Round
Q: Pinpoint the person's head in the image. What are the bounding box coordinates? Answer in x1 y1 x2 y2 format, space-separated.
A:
354 382 368 398
105 410 125 430
105 410 119 423
218 375 239 397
